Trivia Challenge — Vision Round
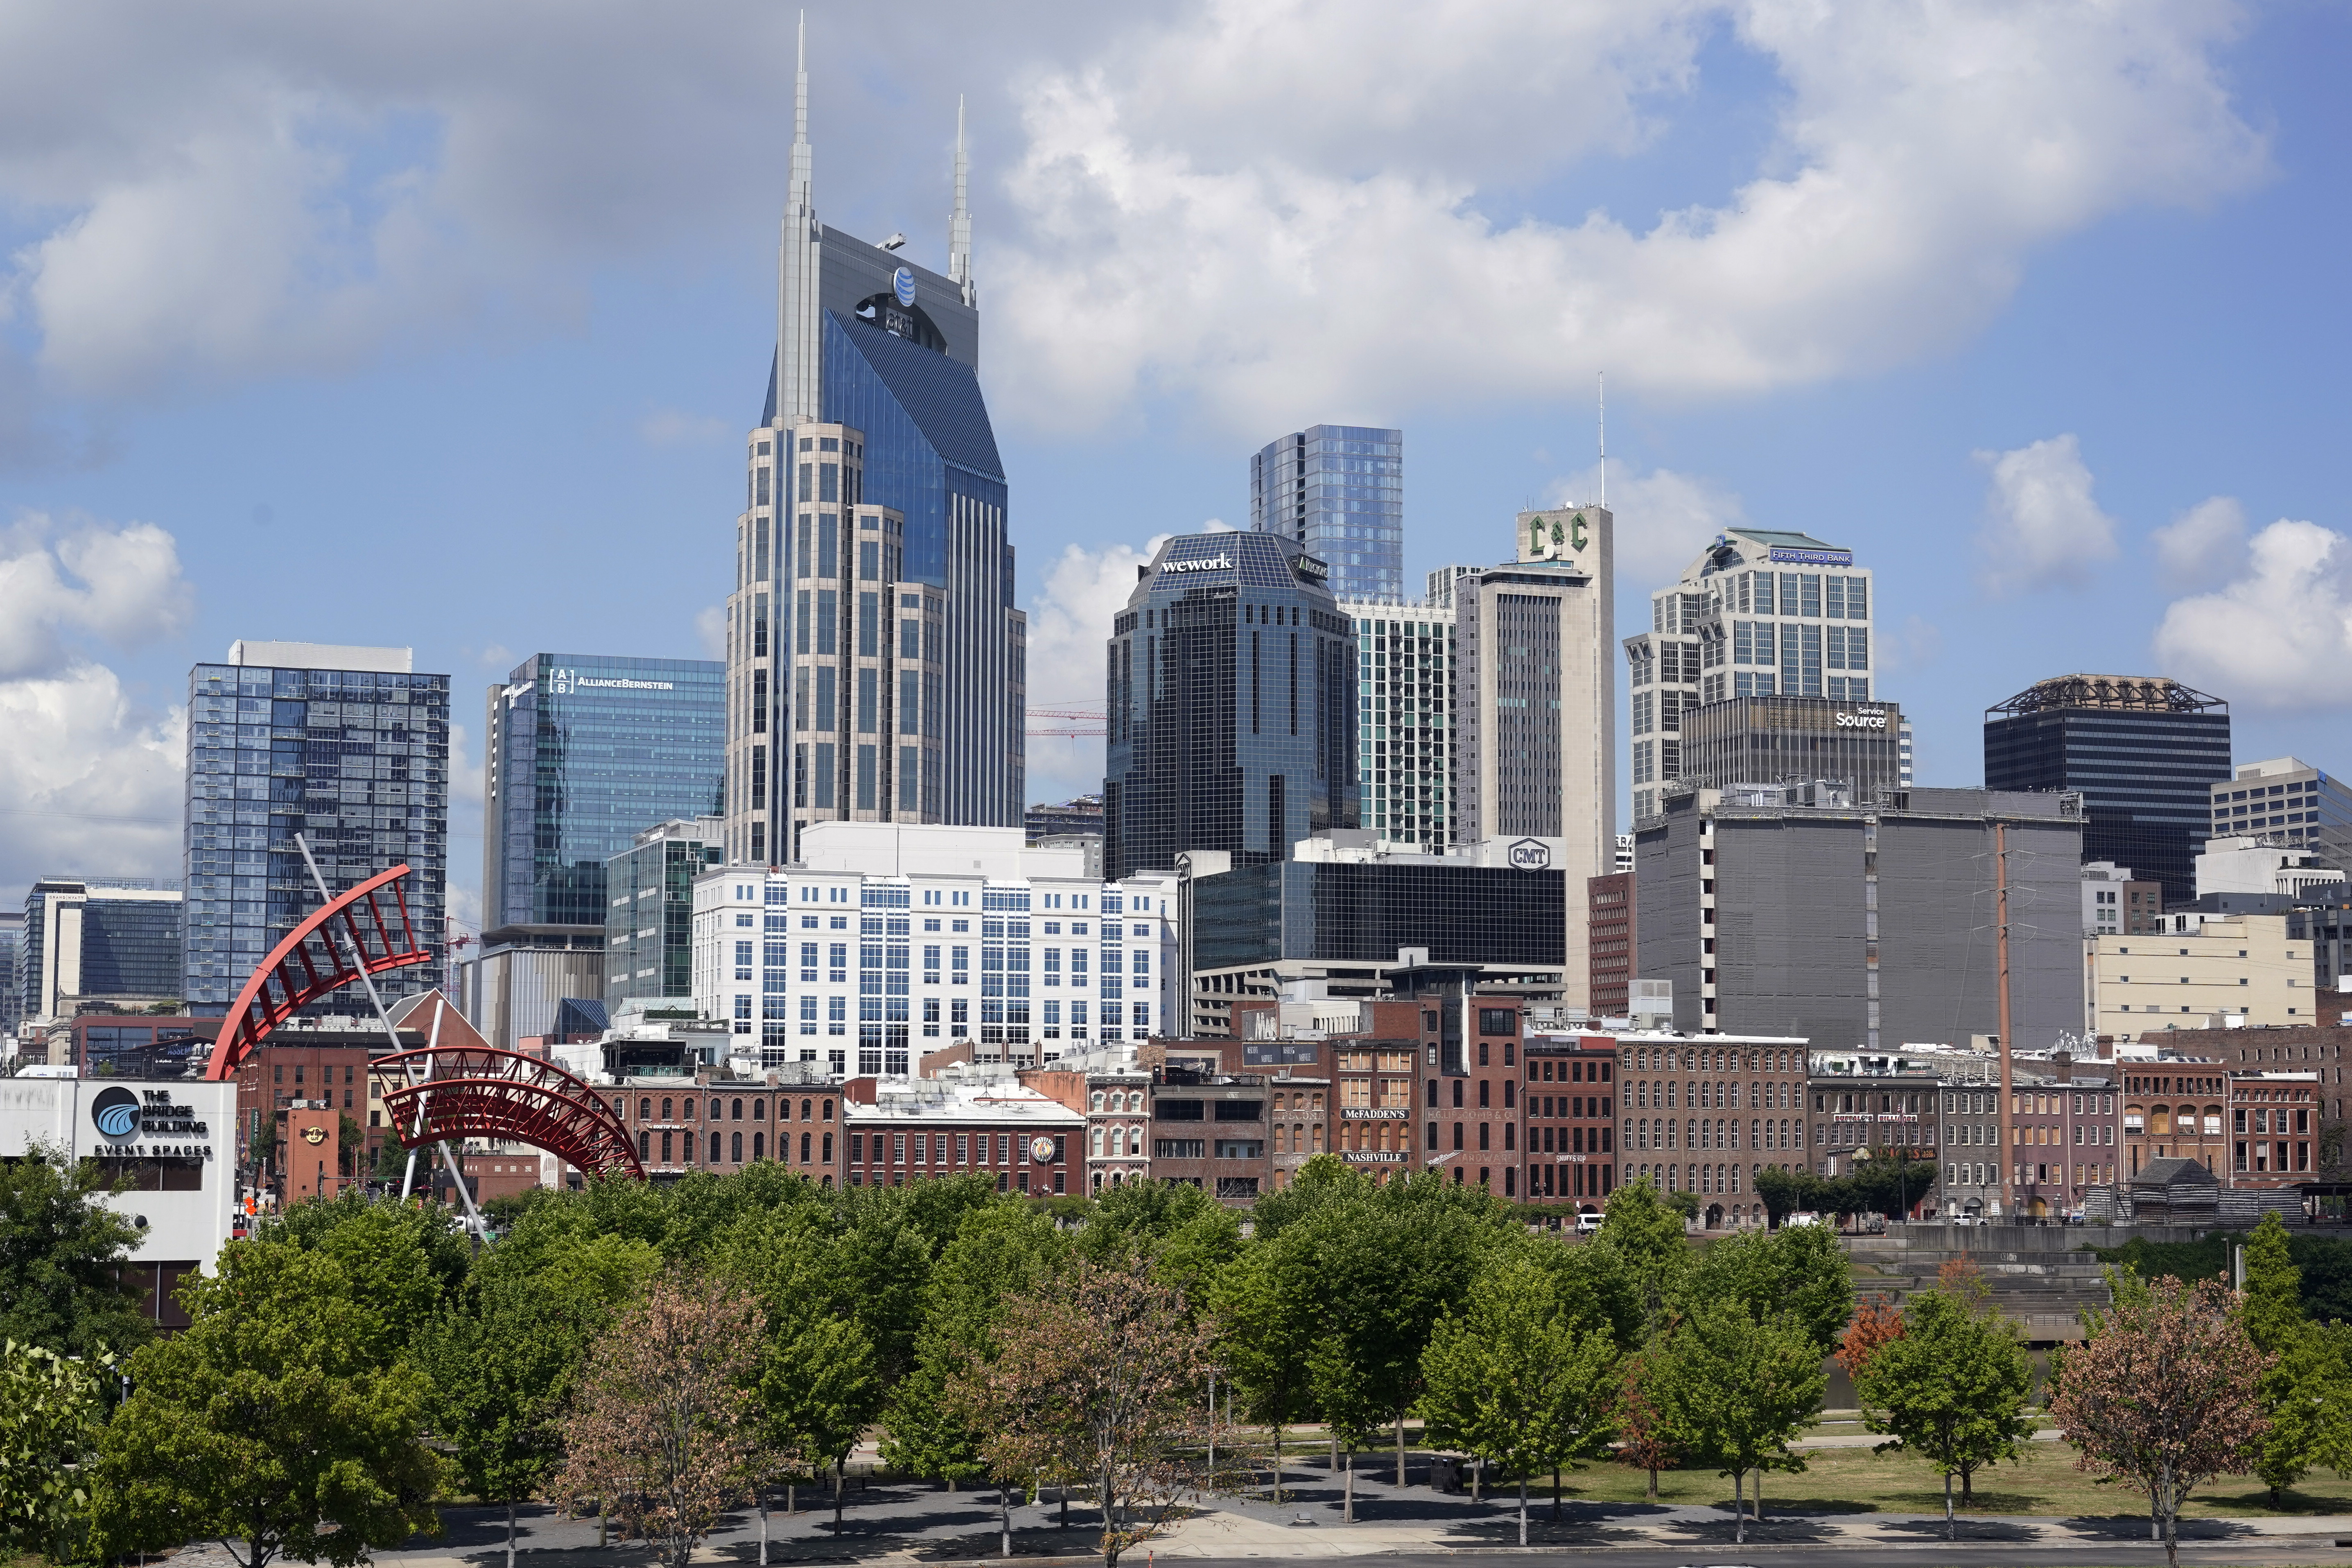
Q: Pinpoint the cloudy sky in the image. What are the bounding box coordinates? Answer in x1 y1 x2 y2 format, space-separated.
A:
1 0 2347 932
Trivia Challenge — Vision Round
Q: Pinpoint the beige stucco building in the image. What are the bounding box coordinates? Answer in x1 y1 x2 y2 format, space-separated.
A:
2086 913 2310 1042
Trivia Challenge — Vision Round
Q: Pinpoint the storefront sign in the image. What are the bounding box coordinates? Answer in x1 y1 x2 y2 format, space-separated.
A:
1342 1150 1409 1164
1340 1107 1410 1120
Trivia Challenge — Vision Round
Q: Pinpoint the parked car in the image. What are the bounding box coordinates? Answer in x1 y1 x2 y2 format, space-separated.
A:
1575 1210 1603 1234
1948 1213 1984 1227
1785 1211 1826 1228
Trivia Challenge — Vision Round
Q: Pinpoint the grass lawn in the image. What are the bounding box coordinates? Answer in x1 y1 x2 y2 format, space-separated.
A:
1544 1438 2352 1520
1258 1424 2352 1521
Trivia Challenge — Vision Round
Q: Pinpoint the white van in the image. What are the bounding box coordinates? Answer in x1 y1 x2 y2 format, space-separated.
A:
1785 1211 1825 1228
1575 1210 1603 1234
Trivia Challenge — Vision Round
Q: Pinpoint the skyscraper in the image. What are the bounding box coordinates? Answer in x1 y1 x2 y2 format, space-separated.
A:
1250 425 1404 603
725 29 1023 867
1103 532 1358 880
1628 529 1876 823
1451 506 1616 1010
184 642 448 1015
1340 599 1454 850
1984 674 2232 903
481 653 726 933
18 877 183 1022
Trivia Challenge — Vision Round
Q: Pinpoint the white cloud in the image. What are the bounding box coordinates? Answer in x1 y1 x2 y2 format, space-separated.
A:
1973 434 2120 597
2153 518 2352 708
0 665 183 894
2152 495 2246 588
1020 532 1176 804
695 605 727 660
0 3 2268 434
1877 613 1944 676
1551 458 1746 590
989 0 2267 431
0 513 191 678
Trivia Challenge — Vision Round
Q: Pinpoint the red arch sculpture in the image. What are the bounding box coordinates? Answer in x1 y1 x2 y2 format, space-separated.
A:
205 863 434 1081
373 1046 646 1182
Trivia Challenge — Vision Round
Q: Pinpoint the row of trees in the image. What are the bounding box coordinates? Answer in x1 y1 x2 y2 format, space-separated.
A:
2 1144 2341 1568
1755 1152 1942 1226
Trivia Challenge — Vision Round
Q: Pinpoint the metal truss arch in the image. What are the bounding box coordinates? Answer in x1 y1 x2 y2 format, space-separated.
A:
205 863 433 1081
372 1046 645 1182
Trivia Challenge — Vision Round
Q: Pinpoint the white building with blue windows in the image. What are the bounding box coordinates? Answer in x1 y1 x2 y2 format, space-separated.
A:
692 823 1179 1073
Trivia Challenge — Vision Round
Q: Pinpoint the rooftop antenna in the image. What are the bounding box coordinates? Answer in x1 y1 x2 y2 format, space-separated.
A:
1597 369 1606 510
948 95 974 305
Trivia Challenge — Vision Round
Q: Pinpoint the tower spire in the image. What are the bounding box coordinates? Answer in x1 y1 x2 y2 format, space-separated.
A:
1597 369 1606 510
948 95 974 305
775 9 820 429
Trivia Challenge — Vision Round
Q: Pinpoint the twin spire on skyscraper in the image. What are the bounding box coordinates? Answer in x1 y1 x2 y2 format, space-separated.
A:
773 13 976 430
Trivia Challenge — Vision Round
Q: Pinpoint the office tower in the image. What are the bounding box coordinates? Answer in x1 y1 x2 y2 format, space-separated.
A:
2209 757 2352 871
1676 695 1906 799
603 817 724 1011
18 877 183 1022
1634 785 2085 1049
1102 532 1357 881
2082 861 2163 936
482 653 726 933
184 643 447 1017
1983 675 2230 904
1629 529 1875 823
1342 599 1454 850
691 822 1177 1068
1452 506 1615 1010
725 34 1023 868
0 911 19 1041
1250 425 1405 603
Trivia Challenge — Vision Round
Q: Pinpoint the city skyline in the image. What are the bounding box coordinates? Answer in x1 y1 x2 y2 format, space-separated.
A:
0 7 2347 934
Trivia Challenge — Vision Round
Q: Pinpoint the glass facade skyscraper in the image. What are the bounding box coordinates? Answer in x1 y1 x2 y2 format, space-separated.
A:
724 35 1023 867
603 817 723 1010
184 642 448 1015
1250 425 1404 604
17 877 183 1021
1984 674 2232 904
482 653 726 933
1103 532 1358 880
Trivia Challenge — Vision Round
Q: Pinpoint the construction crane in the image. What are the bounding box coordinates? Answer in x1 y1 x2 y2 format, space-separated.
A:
1028 707 1106 738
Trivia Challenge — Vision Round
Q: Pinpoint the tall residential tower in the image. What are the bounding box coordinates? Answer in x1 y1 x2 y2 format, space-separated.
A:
1250 426 1404 604
725 28 1023 868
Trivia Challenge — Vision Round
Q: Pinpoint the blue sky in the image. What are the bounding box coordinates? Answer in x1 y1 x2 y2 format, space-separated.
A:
0 1 2346 934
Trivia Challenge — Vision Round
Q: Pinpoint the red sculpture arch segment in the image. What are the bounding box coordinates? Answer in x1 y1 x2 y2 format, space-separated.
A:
373 1046 645 1182
205 863 433 1081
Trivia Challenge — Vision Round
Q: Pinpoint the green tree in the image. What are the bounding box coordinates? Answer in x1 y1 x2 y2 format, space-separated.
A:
2240 1213 2352 1502
0 1338 113 1562
257 1186 471 1363
1418 1255 1622 1545
419 1230 657 1568
1594 1178 1688 1329
91 1241 449 1568
1854 1287 2035 1535
1851 1152 1941 1221
1207 1226 1322 1502
881 1203 1070 1490
1753 1166 1819 1228
0 1139 151 1358
1649 1299 1824 1543
1685 1222 1854 1356
1076 1178 1241 1305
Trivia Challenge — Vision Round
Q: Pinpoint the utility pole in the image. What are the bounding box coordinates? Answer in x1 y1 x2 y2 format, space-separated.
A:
1995 821 2015 1224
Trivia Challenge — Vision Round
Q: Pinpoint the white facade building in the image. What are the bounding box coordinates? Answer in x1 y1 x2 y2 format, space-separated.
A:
1341 598 1456 851
2195 834 2347 899
694 823 1177 1073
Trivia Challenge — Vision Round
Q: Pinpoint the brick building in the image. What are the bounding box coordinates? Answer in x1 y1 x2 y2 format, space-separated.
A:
1587 873 1634 1019
839 1078 1082 1194
1520 1032 1618 1207
2230 1069 2321 1184
2120 1057 2229 1178
2007 1063 2119 1220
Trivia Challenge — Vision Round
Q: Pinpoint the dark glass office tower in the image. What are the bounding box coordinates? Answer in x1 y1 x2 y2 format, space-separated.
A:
1984 674 2230 904
482 653 726 932
184 642 448 1015
1103 532 1357 879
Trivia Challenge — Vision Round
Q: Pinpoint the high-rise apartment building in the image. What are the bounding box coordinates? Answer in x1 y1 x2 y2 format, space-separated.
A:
1983 674 2231 904
1250 425 1404 603
18 877 183 1022
725 34 1023 867
1342 599 1454 850
2209 757 2351 872
1102 532 1357 881
184 642 448 1016
1451 507 1615 1008
1628 529 1875 823
482 653 726 935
